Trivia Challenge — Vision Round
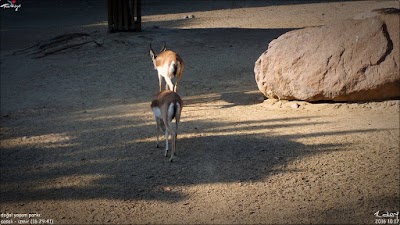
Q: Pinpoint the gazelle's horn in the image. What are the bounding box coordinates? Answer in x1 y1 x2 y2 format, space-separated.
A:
150 42 155 52
160 41 166 52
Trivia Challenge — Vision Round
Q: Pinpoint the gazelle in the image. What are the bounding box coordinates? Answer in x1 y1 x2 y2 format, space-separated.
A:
149 42 184 92
151 90 183 162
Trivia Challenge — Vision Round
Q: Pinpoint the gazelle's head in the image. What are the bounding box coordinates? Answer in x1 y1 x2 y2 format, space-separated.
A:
149 42 166 69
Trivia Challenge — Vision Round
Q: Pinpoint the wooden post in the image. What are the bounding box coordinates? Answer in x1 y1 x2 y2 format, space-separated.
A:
112 1 117 32
107 0 141 32
107 0 113 31
130 0 135 29
123 0 129 30
118 0 123 31
136 0 142 31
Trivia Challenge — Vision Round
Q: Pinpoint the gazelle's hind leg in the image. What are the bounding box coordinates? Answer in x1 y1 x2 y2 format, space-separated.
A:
158 74 163 92
164 128 169 157
174 61 183 93
173 76 181 92
155 118 160 148
169 131 177 162
165 122 176 162
164 76 174 91
168 103 181 162
170 120 178 157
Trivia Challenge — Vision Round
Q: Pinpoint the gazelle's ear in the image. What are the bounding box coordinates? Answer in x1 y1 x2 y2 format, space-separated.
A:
150 49 156 59
150 43 156 59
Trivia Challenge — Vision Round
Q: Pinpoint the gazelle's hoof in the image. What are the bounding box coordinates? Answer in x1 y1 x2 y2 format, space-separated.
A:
164 150 169 157
156 144 160 148
169 156 178 162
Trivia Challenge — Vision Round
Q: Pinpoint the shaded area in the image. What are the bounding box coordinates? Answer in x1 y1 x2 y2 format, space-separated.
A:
220 91 265 107
1 108 371 203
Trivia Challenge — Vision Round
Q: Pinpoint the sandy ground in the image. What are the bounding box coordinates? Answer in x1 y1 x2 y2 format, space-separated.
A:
1 1 399 224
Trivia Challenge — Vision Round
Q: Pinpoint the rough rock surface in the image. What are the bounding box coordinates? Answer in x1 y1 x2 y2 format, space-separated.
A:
255 9 400 102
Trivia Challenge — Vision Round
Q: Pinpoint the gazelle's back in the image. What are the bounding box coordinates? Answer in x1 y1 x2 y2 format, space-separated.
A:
155 50 183 68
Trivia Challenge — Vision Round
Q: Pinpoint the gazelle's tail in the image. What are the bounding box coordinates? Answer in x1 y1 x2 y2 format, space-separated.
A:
169 61 178 76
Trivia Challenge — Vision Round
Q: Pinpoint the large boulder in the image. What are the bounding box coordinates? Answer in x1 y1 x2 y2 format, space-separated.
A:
254 9 400 102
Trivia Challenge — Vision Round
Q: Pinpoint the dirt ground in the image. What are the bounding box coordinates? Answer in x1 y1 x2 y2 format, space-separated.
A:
1 1 399 224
